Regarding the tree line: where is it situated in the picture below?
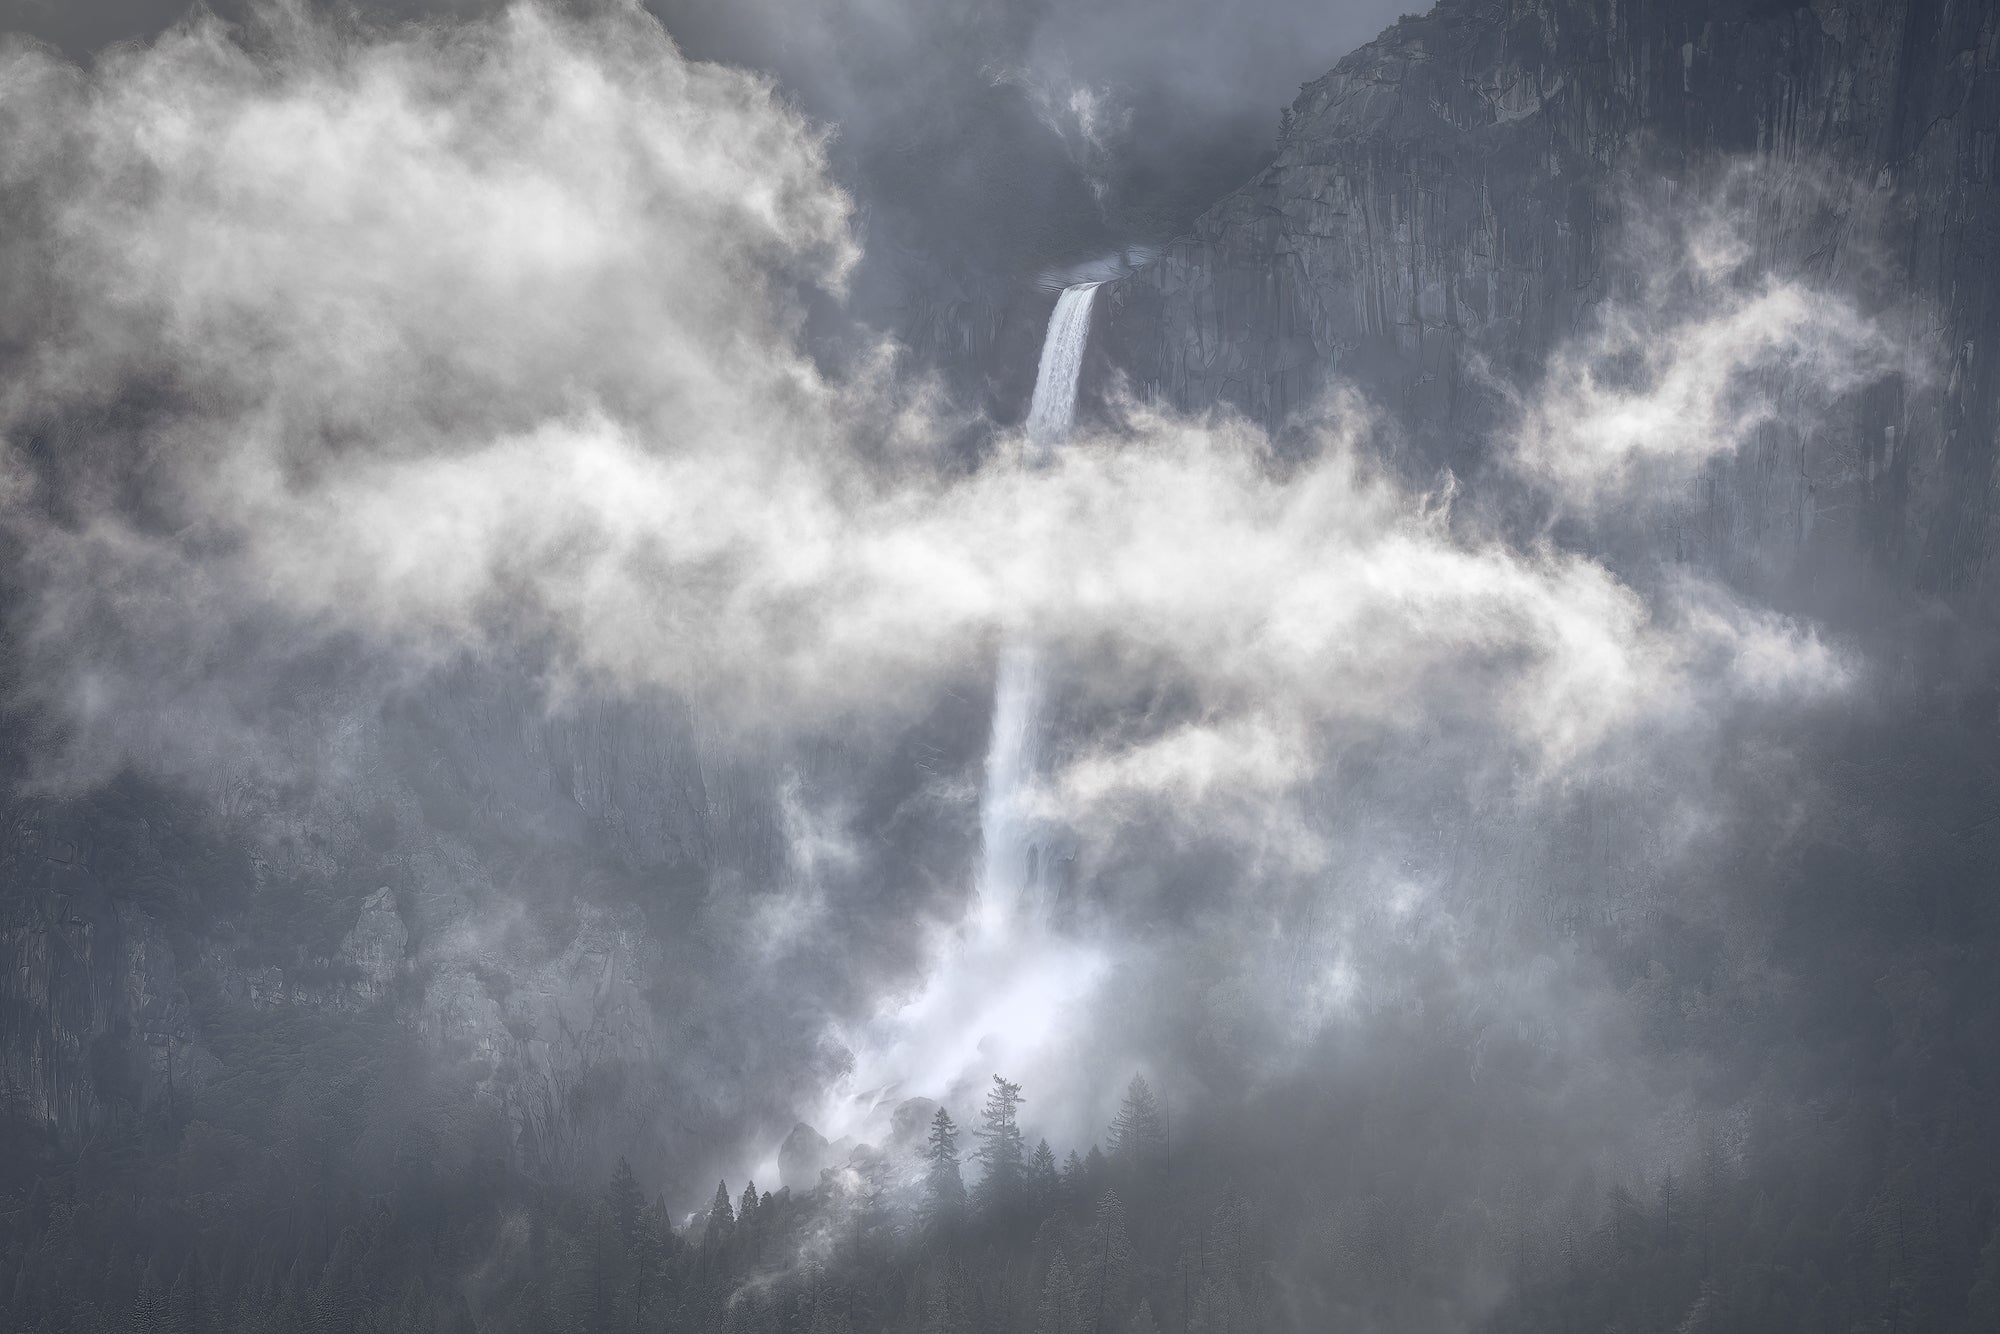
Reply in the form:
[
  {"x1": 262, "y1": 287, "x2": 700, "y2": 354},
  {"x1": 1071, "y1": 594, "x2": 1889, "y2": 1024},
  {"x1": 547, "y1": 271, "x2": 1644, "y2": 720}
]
[{"x1": 4, "y1": 1069, "x2": 1289, "y2": 1334}]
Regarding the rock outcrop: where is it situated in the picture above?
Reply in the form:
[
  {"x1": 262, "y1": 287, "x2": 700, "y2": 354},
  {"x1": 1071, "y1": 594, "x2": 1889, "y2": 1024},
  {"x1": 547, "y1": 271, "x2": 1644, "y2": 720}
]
[
  {"x1": 0, "y1": 670, "x2": 807, "y2": 1187},
  {"x1": 779, "y1": 1121, "x2": 832, "y2": 1193}
]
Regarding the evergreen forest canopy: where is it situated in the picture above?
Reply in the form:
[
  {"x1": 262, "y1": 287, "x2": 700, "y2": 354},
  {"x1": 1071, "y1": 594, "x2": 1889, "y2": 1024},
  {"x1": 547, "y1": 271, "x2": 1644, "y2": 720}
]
[{"x1": 12, "y1": 930, "x2": 2000, "y2": 1334}]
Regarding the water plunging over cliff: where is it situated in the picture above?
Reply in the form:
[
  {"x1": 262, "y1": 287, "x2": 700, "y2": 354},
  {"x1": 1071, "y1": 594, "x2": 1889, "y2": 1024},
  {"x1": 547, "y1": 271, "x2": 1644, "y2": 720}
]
[
  {"x1": 1024, "y1": 281, "x2": 1100, "y2": 451},
  {"x1": 782, "y1": 285, "x2": 1106, "y2": 1173},
  {"x1": 980, "y1": 282, "x2": 1098, "y2": 925}
]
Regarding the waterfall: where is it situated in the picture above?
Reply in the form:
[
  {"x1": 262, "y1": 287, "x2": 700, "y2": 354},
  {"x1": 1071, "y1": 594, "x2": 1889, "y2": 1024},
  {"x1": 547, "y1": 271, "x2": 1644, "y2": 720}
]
[
  {"x1": 783, "y1": 282, "x2": 1108, "y2": 1168},
  {"x1": 980, "y1": 281, "x2": 1099, "y2": 922}
]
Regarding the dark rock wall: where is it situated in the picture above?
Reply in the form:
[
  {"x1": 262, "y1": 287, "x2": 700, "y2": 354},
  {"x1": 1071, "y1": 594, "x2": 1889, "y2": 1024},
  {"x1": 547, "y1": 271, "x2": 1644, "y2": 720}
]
[
  {"x1": 1102, "y1": 0, "x2": 2000, "y2": 624},
  {"x1": 0, "y1": 678, "x2": 800, "y2": 1194}
]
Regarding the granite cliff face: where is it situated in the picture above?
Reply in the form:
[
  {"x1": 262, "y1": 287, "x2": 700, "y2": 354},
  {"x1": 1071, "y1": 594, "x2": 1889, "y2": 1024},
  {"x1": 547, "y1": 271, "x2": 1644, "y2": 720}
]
[
  {"x1": 0, "y1": 674, "x2": 839, "y2": 1191},
  {"x1": 1102, "y1": 0, "x2": 1999, "y2": 624},
  {"x1": 0, "y1": 618, "x2": 987, "y2": 1199},
  {"x1": 0, "y1": 823, "x2": 211, "y2": 1136}
]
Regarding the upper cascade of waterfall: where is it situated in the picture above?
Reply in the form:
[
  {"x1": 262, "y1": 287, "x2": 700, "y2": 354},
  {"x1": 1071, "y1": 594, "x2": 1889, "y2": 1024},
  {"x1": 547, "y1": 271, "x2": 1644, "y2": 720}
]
[{"x1": 1023, "y1": 282, "x2": 1101, "y2": 451}]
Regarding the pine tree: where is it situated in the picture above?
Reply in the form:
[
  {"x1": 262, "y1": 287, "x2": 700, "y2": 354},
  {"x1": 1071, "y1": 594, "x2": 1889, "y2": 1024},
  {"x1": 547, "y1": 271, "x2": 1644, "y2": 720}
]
[
  {"x1": 1188, "y1": 1275, "x2": 1246, "y2": 1334},
  {"x1": 847, "y1": 1147, "x2": 895, "y2": 1269},
  {"x1": 571, "y1": 1203, "x2": 624, "y2": 1334},
  {"x1": 924, "y1": 1108, "x2": 967, "y2": 1228},
  {"x1": 608, "y1": 1159, "x2": 645, "y2": 1255},
  {"x1": 1080, "y1": 1146, "x2": 1108, "y2": 1204},
  {"x1": 1033, "y1": 1213, "x2": 1079, "y2": 1278},
  {"x1": 633, "y1": 1198, "x2": 675, "y2": 1327},
  {"x1": 1076, "y1": 1191, "x2": 1133, "y2": 1334},
  {"x1": 1036, "y1": 1250, "x2": 1083, "y2": 1334},
  {"x1": 923, "y1": 1263, "x2": 973, "y2": 1334},
  {"x1": 1061, "y1": 1151, "x2": 1086, "y2": 1201},
  {"x1": 1030, "y1": 1140, "x2": 1060, "y2": 1215},
  {"x1": 1108, "y1": 1078, "x2": 1166, "y2": 1163},
  {"x1": 704, "y1": 1181, "x2": 736, "y2": 1250},
  {"x1": 974, "y1": 1077, "x2": 1027, "y2": 1213}
]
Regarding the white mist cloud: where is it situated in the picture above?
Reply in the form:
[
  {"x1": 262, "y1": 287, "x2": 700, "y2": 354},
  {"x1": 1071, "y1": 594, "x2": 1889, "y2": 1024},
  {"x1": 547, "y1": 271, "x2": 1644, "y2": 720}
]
[
  {"x1": 0, "y1": 1, "x2": 1891, "y2": 1220},
  {"x1": 0, "y1": 2, "x2": 1847, "y2": 819},
  {"x1": 997, "y1": 64, "x2": 1132, "y2": 205},
  {"x1": 1500, "y1": 174, "x2": 1906, "y2": 508},
  {"x1": 1508, "y1": 282, "x2": 1892, "y2": 504}
]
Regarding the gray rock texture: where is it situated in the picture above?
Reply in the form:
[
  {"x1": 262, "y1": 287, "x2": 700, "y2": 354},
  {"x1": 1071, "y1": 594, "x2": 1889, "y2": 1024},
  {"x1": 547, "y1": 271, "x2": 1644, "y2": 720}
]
[
  {"x1": 779, "y1": 1121, "x2": 832, "y2": 1193},
  {"x1": 1102, "y1": 0, "x2": 2000, "y2": 619}
]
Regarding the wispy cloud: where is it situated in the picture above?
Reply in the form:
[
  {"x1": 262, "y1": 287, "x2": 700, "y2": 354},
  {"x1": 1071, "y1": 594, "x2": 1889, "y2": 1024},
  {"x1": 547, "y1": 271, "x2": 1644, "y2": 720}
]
[{"x1": 0, "y1": 0, "x2": 1889, "y2": 1242}]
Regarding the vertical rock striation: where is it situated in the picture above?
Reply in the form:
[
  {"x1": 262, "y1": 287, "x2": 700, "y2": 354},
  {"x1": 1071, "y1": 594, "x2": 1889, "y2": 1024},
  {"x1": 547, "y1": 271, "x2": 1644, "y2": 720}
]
[{"x1": 1103, "y1": 0, "x2": 2000, "y2": 620}]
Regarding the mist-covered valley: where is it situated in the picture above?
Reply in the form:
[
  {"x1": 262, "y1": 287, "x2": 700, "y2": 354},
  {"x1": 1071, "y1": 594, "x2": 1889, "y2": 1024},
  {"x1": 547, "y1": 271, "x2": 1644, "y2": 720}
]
[{"x1": 3, "y1": 1, "x2": 2000, "y2": 1332}]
